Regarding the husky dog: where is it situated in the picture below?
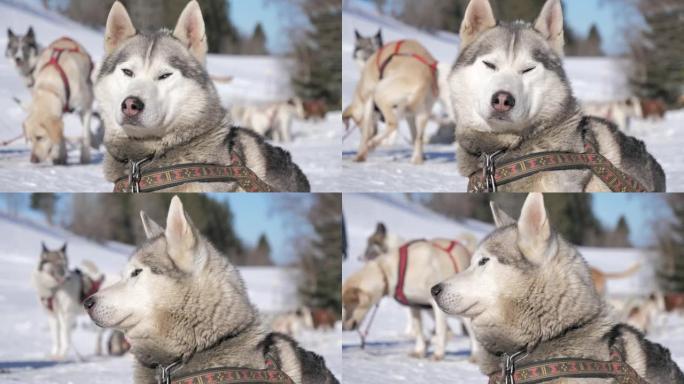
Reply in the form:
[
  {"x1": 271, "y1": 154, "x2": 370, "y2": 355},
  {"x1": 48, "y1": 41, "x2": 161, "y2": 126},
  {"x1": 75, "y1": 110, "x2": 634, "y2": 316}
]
[
  {"x1": 432, "y1": 193, "x2": 684, "y2": 382},
  {"x1": 84, "y1": 197, "x2": 337, "y2": 384},
  {"x1": 343, "y1": 40, "x2": 439, "y2": 164},
  {"x1": 449, "y1": 0, "x2": 665, "y2": 192},
  {"x1": 24, "y1": 37, "x2": 94, "y2": 164},
  {"x1": 360, "y1": 222, "x2": 404, "y2": 261},
  {"x1": 353, "y1": 29, "x2": 383, "y2": 68},
  {"x1": 96, "y1": 1, "x2": 310, "y2": 192},
  {"x1": 343, "y1": 236, "x2": 477, "y2": 361},
  {"x1": 582, "y1": 97, "x2": 643, "y2": 132},
  {"x1": 32, "y1": 242, "x2": 104, "y2": 359},
  {"x1": 234, "y1": 98, "x2": 306, "y2": 143},
  {"x1": 6, "y1": 27, "x2": 42, "y2": 87}
]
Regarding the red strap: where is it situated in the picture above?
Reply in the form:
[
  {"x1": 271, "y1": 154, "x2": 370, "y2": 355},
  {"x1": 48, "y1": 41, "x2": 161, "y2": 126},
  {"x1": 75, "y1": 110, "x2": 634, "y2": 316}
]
[
  {"x1": 394, "y1": 242, "x2": 412, "y2": 306},
  {"x1": 41, "y1": 49, "x2": 72, "y2": 112},
  {"x1": 431, "y1": 241, "x2": 464, "y2": 273}
]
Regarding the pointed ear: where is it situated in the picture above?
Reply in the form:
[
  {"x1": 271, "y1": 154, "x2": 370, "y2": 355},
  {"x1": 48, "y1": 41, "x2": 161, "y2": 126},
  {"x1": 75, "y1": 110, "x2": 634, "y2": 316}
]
[
  {"x1": 26, "y1": 26, "x2": 34, "y2": 40},
  {"x1": 517, "y1": 193, "x2": 555, "y2": 264},
  {"x1": 460, "y1": 0, "x2": 496, "y2": 49},
  {"x1": 41, "y1": 241, "x2": 48, "y2": 253},
  {"x1": 173, "y1": 0, "x2": 208, "y2": 65},
  {"x1": 375, "y1": 29, "x2": 383, "y2": 46},
  {"x1": 490, "y1": 202, "x2": 515, "y2": 228},
  {"x1": 355, "y1": 29, "x2": 362, "y2": 40},
  {"x1": 60, "y1": 242, "x2": 67, "y2": 253},
  {"x1": 534, "y1": 0, "x2": 564, "y2": 56},
  {"x1": 140, "y1": 211, "x2": 164, "y2": 239},
  {"x1": 375, "y1": 222, "x2": 387, "y2": 236},
  {"x1": 8, "y1": 28, "x2": 14, "y2": 39},
  {"x1": 165, "y1": 196, "x2": 199, "y2": 273},
  {"x1": 104, "y1": 1, "x2": 136, "y2": 55}
]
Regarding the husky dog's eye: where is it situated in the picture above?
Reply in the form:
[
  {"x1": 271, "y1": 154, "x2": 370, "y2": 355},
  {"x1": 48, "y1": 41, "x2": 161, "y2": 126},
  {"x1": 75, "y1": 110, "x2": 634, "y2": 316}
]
[
  {"x1": 35, "y1": 135, "x2": 43, "y2": 141},
  {"x1": 478, "y1": 257, "x2": 490, "y2": 266},
  {"x1": 130, "y1": 268, "x2": 142, "y2": 277},
  {"x1": 522, "y1": 66, "x2": 536, "y2": 74},
  {"x1": 483, "y1": 61, "x2": 497, "y2": 70},
  {"x1": 122, "y1": 68, "x2": 134, "y2": 77},
  {"x1": 157, "y1": 73, "x2": 173, "y2": 81}
]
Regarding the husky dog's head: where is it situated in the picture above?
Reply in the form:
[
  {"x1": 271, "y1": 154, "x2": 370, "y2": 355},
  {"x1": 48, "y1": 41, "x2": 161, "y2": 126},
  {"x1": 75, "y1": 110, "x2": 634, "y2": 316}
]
[
  {"x1": 84, "y1": 196, "x2": 256, "y2": 365},
  {"x1": 96, "y1": 1, "x2": 222, "y2": 149},
  {"x1": 362, "y1": 222, "x2": 387, "y2": 261},
  {"x1": 432, "y1": 193, "x2": 601, "y2": 355},
  {"x1": 23, "y1": 113, "x2": 67, "y2": 165},
  {"x1": 450, "y1": 0, "x2": 576, "y2": 137},
  {"x1": 354, "y1": 29, "x2": 383, "y2": 68},
  {"x1": 6, "y1": 27, "x2": 40, "y2": 85},
  {"x1": 36, "y1": 242, "x2": 69, "y2": 287}
]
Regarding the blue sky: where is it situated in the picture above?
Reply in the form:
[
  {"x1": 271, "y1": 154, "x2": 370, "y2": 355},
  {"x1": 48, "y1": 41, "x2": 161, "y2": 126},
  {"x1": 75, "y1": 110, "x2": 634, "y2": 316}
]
[
  {"x1": 230, "y1": 0, "x2": 302, "y2": 54},
  {"x1": 592, "y1": 194, "x2": 671, "y2": 247}
]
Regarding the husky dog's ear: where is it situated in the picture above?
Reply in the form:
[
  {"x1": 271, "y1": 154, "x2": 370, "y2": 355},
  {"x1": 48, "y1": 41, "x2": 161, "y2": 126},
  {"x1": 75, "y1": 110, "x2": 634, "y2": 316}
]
[
  {"x1": 60, "y1": 242, "x2": 67, "y2": 253},
  {"x1": 355, "y1": 29, "x2": 362, "y2": 40},
  {"x1": 165, "y1": 196, "x2": 200, "y2": 273},
  {"x1": 7, "y1": 28, "x2": 14, "y2": 39},
  {"x1": 41, "y1": 241, "x2": 48, "y2": 253},
  {"x1": 104, "y1": 1, "x2": 136, "y2": 55},
  {"x1": 534, "y1": 0, "x2": 565, "y2": 56},
  {"x1": 173, "y1": 0, "x2": 208, "y2": 65},
  {"x1": 140, "y1": 211, "x2": 164, "y2": 239},
  {"x1": 26, "y1": 26, "x2": 35, "y2": 40},
  {"x1": 460, "y1": 0, "x2": 496, "y2": 49},
  {"x1": 517, "y1": 193, "x2": 556, "y2": 264},
  {"x1": 375, "y1": 29, "x2": 383, "y2": 47},
  {"x1": 490, "y1": 202, "x2": 515, "y2": 228},
  {"x1": 375, "y1": 222, "x2": 386, "y2": 237}
]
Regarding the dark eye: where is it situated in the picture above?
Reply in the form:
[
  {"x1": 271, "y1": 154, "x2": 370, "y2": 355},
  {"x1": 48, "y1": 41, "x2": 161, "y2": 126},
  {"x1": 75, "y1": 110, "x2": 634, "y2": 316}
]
[
  {"x1": 130, "y1": 268, "x2": 142, "y2": 277},
  {"x1": 122, "y1": 69, "x2": 134, "y2": 77},
  {"x1": 35, "y1": 135, "x2": 43, "y2": 141},
  {"x1": 158, "y1": 73, "x2": 172, "y2": 80},
  {"x1": 478, "y1": 257, "x2": 490, "y2": 266},
  {"x1": 483, "y1": 61, "x2": 497, "y2": 70},
  {"x1": 522, "y1": 66, "x2": 536, "y2": 74}
]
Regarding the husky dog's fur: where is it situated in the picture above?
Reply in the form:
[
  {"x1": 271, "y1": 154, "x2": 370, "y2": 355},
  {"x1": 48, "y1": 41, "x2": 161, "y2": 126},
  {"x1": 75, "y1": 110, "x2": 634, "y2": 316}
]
[
  {"x1": 432, "y1": 193, "x2": 684, "y2": 382},
  {"x1": 449, "y1": 0, "x2": 665, "y2": 192},
  {"x1": 96, "y1": 1, "x2": 310, "y2": 192},
  {"x1": 343, "y1": 236, "x2": 477, "y2": 361},
  {"x1": 353, "y1": 29, "x2": 383, "y2": 68},
  {"x1": 232, "y1": 98, "x2": 306, "y2": 143},
  {"x1": 343, "y1": 40, "x2": 439, "y2": 164},
  {"x1": 6, "y1": 27, "x2": 42, "y2": 87},
  {"x1": 84, "y1": 197, "x2": 337, "y2": 384},
  {"x1": 24, "y1": 37, "x2": 94, "y2": 164},
  {"x1": 32, "y1": 242, "x2": 104, "y2": 359}
]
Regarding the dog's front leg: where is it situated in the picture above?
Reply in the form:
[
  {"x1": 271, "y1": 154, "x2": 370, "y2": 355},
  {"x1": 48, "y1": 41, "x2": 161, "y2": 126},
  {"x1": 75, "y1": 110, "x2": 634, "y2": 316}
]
[
  {"x1": 95, "y1": 328, "x2": 103, "y2": 356},
  {"x1": 56, "y1": 311, "x2": 72, "y2": 358},
  {"x1": 79, "y1": 110, "x2": 92, "y2": 164},
  {"x1": 47, "y1": 313, "x2": 60, "y2": 358},
  {"x1": 410, "y1": 112, "x2": 429, "y2": 165},
  {"x1": 408, "y1": 307, "x2": 427, "y2": 358},
  {"x1": 431, "y1": 303, "x2": 447, "y2": 361}
]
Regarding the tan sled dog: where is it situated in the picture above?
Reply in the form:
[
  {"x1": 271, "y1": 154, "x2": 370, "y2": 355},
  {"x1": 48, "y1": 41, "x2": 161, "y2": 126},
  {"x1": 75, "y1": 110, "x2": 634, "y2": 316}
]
[
  {"x1": 343, "y1": 40, "x2": 439, "y2": 164},
  {"x1": 24, "y1": 37, "x2": 94, "y2": 165},
  {"x1": 342, "y1": 237, "x2": 478, "y2": 361}
]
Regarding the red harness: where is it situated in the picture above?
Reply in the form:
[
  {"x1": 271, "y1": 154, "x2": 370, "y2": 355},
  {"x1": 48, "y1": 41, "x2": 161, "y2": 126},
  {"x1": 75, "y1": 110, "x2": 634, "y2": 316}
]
[
  {"x1": 40, "y1": 271, "x2": 104, "y2": 312},
  {"x1": 394, "y1": 240, "x2": 466, "y2": 308},
  {"x1": 376, "y1": 40, "x2": 439, "y2": 95},
  {"x1": 39, "y1": 37, "x2": 92, "y2": 113}
]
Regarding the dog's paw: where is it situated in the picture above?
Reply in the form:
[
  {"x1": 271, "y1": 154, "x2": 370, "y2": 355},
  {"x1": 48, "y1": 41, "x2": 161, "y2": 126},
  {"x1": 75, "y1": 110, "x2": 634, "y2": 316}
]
[
  {"x1": 354, "y1": 153, "x2": 367, "y2": 162},
  {"x1": 411, "y1": 155, "x2": 424, "y2": 165},
  {"x1": 431, "y1": 353, "x2": 445, "y2": 362},
  {"x1": 409, "y1": 351, "x2": 426, "y2": 359}
]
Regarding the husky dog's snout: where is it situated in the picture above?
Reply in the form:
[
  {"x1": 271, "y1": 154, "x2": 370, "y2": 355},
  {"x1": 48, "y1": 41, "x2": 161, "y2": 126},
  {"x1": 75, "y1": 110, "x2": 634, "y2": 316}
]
[
  {"x1": 431, "y1": 283, "x2": 443, "y2": 298},
  {"x1": 30, "y1": 153, "x2": 39, "y2": 163},
  {"x1": 121, "y1": 96, "x2": 145, "y2": 118},
  {"x1": 491, "y1": 91, "x2": 515, "y2": 112}
]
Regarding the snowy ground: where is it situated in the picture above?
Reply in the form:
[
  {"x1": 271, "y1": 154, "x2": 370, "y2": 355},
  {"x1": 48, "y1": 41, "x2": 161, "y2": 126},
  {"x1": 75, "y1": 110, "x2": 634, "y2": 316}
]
[
  {"x1": 341, "y1": 0, "x2": 683, "y2": 192},
  {"x1": 0, "y1": 0, "x2": 341, "y2": 192},
  {"x1": 0, "y1": 213, "x2": 341, "y2": 383},
  {"x1": 341, "y1": 194, "x2": 684, "y2": 383}
]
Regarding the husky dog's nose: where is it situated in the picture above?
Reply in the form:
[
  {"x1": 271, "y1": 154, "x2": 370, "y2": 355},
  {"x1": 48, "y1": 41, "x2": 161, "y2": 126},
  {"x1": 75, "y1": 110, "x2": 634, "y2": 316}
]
[
  {"x1": 431, "y1": 283, "x2": 443, "y2": 298},
  {"x1": 491, "y1": 91, "x2": 516, "y2": 112},
  {"x1": 83, "y1": 296, "x2": 96, "y2": 310},
  {"x1": 30, "y1": 153, "x2": 39, "y2": 163},
  {"x1": 121, "y1": 97, "x2": 145, "y2": 117}
]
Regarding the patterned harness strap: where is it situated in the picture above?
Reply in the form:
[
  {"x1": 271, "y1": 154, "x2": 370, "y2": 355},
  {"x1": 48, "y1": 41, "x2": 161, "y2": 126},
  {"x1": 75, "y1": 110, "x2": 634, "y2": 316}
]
[
  {"x1": 167, "y1": 353, "x2": 295, "y2": 384},
  {"x1": 376, "y1": 40, "x2": 438, "y2": 96},
  {"x1": 113, "y1": 150, "x2": 275, "y2": 193},
  {"x1": 467, "y1": 141, "x2": 648, "y2": 193},
  {"x1": 39, "y1": 37, "x2": 93, "y2": 113},
  {"x1": 488, "y1": 347, "x2": 650, "y2": 384}
]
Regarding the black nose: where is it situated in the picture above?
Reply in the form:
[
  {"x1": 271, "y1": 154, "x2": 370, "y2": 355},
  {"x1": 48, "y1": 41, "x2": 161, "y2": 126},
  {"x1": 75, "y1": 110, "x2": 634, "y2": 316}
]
[
  {"x1": 83, "y1": 296, "x2": 96, "y2": 310},
  {"x1": 491, "y1": 91, "x2": 516, "y2": 112},
  {"x1": 121, "y1": 96, "x2": 145, "y2": 117},
  {"x1": 431, "y1": 284, "x2": 443, "y2": 297}
]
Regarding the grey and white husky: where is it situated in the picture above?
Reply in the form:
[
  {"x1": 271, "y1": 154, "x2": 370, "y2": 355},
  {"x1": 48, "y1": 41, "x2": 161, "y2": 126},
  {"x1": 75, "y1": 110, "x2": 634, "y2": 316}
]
[
  {"x1": 353, "y1": 29, "x2": 383, "y2": 68},
  {"x1": 449, "y1": 0, "x2": 665, "y2": 192},
  {"x1": 5, "y1": 26, "x2": 42, "y2": 87},
  {"x1": 84, "y1": 196, "x2": 338, "y2": 384},
  {"x1": 432, "y1": 193, "x2": 684, "y2": 382},
  {"x1": 31, "y1": 242, "x2": 104, "y2": 359},
  {"x1": 96, "y1": 1, "x2": 310, "y2": 192}
]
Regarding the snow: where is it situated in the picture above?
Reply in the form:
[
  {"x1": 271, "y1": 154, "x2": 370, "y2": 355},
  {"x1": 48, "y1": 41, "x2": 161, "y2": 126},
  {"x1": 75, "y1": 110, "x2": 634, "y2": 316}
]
[
  {"x1": 342, "y1": 193, "x2": 684, "y2": 382},
  {"x1": 0, "y1": 1, "x2": 341, "y2": 192},
  {"x1": 0, "y1": 213, "x2": 340, "y2": 382},
  {"x1": 341, "y1": 0, "x2": 683, "y2": 192}
]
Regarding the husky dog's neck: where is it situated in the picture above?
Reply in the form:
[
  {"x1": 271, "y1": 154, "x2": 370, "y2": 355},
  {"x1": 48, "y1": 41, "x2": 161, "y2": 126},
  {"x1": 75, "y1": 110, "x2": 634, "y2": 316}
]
[{"x1": 457, "y1": 105, "x2": 584, "y2": 177}]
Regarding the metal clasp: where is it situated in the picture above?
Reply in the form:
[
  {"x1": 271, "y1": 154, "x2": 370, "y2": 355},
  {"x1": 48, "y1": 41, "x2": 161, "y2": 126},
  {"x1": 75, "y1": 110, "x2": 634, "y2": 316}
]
[
  {"x1": 482, "y1": 150, "x2": 503, "y2": 192},
  {"x1": 127, "y1": 156, "x2": 152, "y2": 194},
  {"x1": 502, "y1": 350, "x2": 527, "y2": 384},
  {"x1": 157, "y1": 360, "x2": 182, "y2": 384}
]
